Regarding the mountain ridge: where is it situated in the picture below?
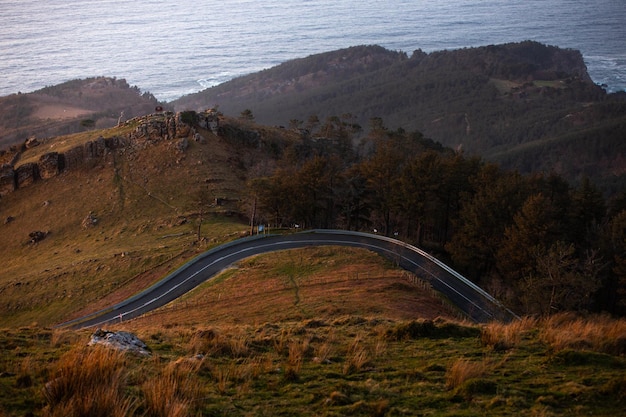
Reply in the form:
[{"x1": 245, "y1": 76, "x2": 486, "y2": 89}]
[{"x1": 171, "y1": 41, "x2": 626, "y2": 189}]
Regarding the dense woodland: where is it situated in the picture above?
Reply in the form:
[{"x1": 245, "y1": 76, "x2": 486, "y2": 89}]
[{"x1": 219, "y1": 113, "x2": 626, "y2": 318}]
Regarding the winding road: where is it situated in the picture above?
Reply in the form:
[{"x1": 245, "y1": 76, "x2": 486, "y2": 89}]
[{"x1": 60, "y1": 230, "x2": 517, "y2": 329}]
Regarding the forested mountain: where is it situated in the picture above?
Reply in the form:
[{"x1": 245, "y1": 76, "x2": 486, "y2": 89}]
[{"x1": 173, "y1": 42, "x2": 626, "y2": 192}]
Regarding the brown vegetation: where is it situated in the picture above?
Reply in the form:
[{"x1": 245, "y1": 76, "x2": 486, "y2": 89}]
[{"x1": 1, "y1": 314, "x2": 625, "y2": 416}]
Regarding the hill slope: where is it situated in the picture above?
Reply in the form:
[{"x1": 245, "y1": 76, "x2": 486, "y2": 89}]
[
  {"x1": 0, "y1": 112, "x2": 461, "y2": 328},
  {"x1": 0, "y1": 77, "x2": 165, "y2": 150},
  {"x1": 172, "y1": 42, "x2": 626, "y2": 189}
]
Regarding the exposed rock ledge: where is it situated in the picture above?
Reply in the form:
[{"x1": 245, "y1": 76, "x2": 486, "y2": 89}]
[
  {"x1": 88, "y1": 329, "x2": 151, "y2": 356},
  {"x1": 0, "y1": 109, "x2": 219, "y2": 198}
]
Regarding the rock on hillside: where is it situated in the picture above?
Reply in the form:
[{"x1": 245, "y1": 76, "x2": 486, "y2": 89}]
[
  {"x1": 89, "y1": 329, "x2": 151, "y2": 356},
  {"x1": 0, "y1": 110, "x2": 219, "y2": 198}
]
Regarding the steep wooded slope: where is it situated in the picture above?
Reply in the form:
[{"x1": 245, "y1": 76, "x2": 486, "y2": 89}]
[{"x1": 173, "y1": 42, "x2": 626, "y2": 188}]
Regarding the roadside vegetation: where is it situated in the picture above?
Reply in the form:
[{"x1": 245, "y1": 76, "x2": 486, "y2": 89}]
[{"x1": 0, "y1": 313, "x2": 624, "y2": 416}]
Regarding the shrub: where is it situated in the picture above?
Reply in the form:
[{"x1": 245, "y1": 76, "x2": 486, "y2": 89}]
[{"x1": 454, "y1": 378, "x2": 498, "y2": 400}]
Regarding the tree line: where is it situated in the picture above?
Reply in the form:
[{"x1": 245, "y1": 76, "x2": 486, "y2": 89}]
[{"x1": 230, "y1": 114, "x2": 626, "y2": 318}]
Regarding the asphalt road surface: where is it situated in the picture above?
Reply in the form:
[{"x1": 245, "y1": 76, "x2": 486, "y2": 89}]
[{"x1": 60, "y1": 230, "x2": 517, "y2": 329}]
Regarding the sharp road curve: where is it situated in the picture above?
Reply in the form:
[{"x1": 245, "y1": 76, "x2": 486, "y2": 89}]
[{"x1": 60, "y1": 230, "x2": 517, "y2": 329}]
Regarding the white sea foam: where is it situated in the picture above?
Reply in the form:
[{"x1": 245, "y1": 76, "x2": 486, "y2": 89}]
[{"x1": 1, "y1": 0, "x2": 624, "y2": 101}]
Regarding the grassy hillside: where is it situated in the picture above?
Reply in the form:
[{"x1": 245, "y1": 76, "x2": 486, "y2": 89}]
[
  {"x1": 0, "y1": 77, "x2": 165, "y2": 149},
  {"x1": 0, "y1": 113, "x2": 456, "y2": 329},
  {"x1": 0, "y1": 117, "x2": 248, "y2": 328}
]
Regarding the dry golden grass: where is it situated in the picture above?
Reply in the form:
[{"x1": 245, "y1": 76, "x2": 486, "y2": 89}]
[
  {"x1": 2, "y1": 314, "x2": 625, "y2": 416},
  {"x1": 42, "y1": 345, "x2": 135, "y2": 417},
  {"x1": 445, "y1": 358, "x2": 489, "y2": 390},
  {"x1": 142, "y1": 359, "x2": 201, "y2": 417},
  {"x1": 481, "y1": 316, "x2": 538, "y2": 350},
  {"x1": 343, "y1": 335, "x2": 370, "y2": 375},
  {"x1": 540, "y1": 313, "x2": 626, "y2": 355},
  {"x1": 287, "y1": 337, "x2": 309, "y2": 374},
  {"x1": 314, "y1": 332, "x2": 335, "y2": 364}
]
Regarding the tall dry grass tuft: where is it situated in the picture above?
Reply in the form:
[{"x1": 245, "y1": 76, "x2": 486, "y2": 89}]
[
  {"x1": 43, "y1": 346, "x2": 135, "y2": 417},
  {"x1": 186, "y1": 327, "x2": 250, "y2": 358},
  {"x1": 445, "y1": 359, "x2": 488, "y2": 390},
  {"x1": 273, "y1": 328, "x2": 292, "y2": 356},
  {"x1": 541, "y1": 313, "x2": 626, "y2": 355},
  {"x1": 142, "y1": 357, "x2": 201, "y2": 417},
  {"x1": 49, "y1": 328, "x2": 82, "y2": 348},
  {"x1": 481, "y1": 317, "x2": 537, "y2": 351},
  {"x1": 215, "y1": 364, "x2": 232, "y2": 395},
  {"x1": 343, "y1": 335, "x2": 369, "y2": 375},
  {"x1": 288, "y1": 338, "x2": 308, "y2": 372},
  {"x1": 313, "y1": 329, "x2": 337, "y2": 364}
]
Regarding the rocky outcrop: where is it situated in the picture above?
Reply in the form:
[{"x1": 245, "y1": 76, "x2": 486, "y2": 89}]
[
  {"x1": 129, "y1": 111, "x2": 202, "y2": 143},
  {"x1": 89, "y1": 329, "x2": 151, "y2": 356},
  {"x1": 38, "y1": 152, "x2": 62, "y2": 179},
  {"x1": 84, "y1": 136, "x2": 107, "y2": 159},
  {"x1": 15, "y1": 162, "x2": 39, "y2": 188},
  {"x1": 198, "y1": 108, "x2": 220, "y2": 135},
  {"x1": 28, "y1": 230, "x2": 48, "y2": 244},
  {"x1": 25, "y1": 137, "x2": 40, "y2": 149},
  {"x1": 0, "y1": 111, "x2": 217, "y2": 198},
  {"x1": 0, "y1": 164, "x2": 15, "y2": 196}
]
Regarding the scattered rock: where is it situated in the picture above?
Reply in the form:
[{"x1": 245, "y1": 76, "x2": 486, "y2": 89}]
[
  {"x1": 25, "y1": 137, "x2": 40, "y2": 149},
  {"x1": 4, "y1": 216, "x2": 14, "y2": 224},
  {"x1": 89, "y1": 329, "x2": 151, "y2": 356},
  {"x1": 82, "y1": 212, "x2": 98, "y2": 228},
  {"x1": 176, "y1": 137, "x2": 189, "y2": 152},
  {"x1": 194, "y1": 132, "x2": 207, "y2": 144},
  {"x1": 28, "y1": 230, "x2": 48, "y2": 244}
]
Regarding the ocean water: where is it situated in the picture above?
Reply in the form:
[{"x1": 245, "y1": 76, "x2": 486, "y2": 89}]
[{"x1": 0, "y1": 0, "x2": 624, "y2": 102}]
